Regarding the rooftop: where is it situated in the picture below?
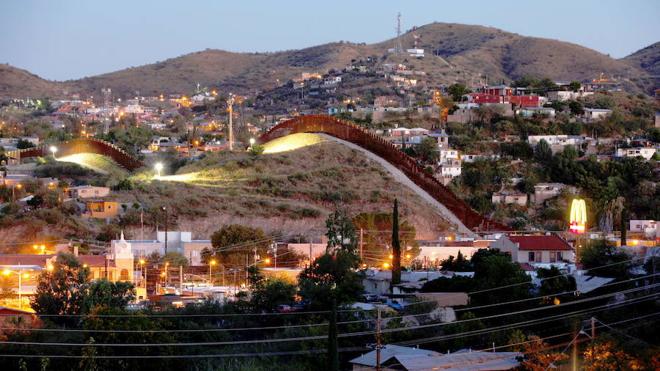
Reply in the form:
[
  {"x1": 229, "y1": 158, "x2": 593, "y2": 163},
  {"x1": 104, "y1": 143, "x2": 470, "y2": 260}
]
[{"x1": 509, "y1": 235, "x2": 573, "y2": 251}]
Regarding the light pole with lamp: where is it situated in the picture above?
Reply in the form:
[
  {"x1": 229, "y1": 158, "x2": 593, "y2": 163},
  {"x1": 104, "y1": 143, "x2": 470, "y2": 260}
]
[
  {"x1": 2, "y1": 268, "x2": 31, "y2": 310},
  {"x1": 49, "y1": 146, "x2": 58, "y2": 159},
  {"x1": 154, "y1": 162, "x2": 164, "y2": 178},
  {"x1": 139, "y1": 258, "x2": 147, "y2": 289},
  {"x1": 209, "y1": 259, "x2": 217, "y2": 285},
  {"x1": 11, "y1": 183, "x2": 22, "y2": 202}
]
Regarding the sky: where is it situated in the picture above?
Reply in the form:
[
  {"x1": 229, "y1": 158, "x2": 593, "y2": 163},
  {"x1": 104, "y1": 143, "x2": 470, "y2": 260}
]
[{"x1": 0, "y1": 0, "x2": 658, "y2": 81}]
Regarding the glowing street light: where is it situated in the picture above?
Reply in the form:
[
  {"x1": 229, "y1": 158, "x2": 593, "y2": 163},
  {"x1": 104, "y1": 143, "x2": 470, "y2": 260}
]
[
  {"x1": 383, "y1": 262, "x2": 390, "y2": 269},
  {"x1": 154, "y1": 162, "x2": 164, "y2": 178},
  {"x1": 209, "y1": 259, "x2": 217, "y2": 284},
  {"x1": 2, "y1": 268, "x2": 30, "y2": 309},
  {"x1": 249, "y1": 138, "x2": 256, "y2": 146},
  {"x1": 49, "y1": 146, "x2": 58, "y2": 159}
]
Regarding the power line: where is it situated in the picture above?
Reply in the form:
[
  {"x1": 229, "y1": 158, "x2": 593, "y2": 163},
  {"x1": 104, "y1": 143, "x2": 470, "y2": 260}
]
[{"x1": 1, "y1": 285, "x2": 655, "y2": 347}]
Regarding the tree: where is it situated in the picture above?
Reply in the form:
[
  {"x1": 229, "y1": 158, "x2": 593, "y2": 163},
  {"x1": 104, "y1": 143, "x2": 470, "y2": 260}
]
[
  {"x1": 417, "y1": 137, "x2": 439, "y2": 163},
  {"x1": 583, "y1": 341, "x2": 644, "y2": 371},
  {"x1": 15, "y1": 139, "x2": 35, "y2": 150},
  {"x1": 325, "y1": 208, "x2": 357, "y2": 255},
  {"x1": 210, "y1": 224, "x2": 271, "y2": 267},
  {"x1": 521, "y1": 335, "x2": 568, "y2": 370},
  {"x1": 31, "y1": 253, "x2": 90, "y2": 317},
  {"x1": 568, "y1": 81, "x2": 581, "y2": 92},
  {"x1": 298, "y1": 251, "x2": 364, "y2": 309},
  {"x1": 534, "y1": 139, "x2": 553, "y2": 164},
  {"x1": 391, "y1": 199, "x2": 401, "y2": 286},
  {"x1": 352, "y1": 211, "x2": 419, "y2": 265},
  {"x1": 440, "y1": 251, "x2": 473, "y2": 271},
  {"x1": 82, "y1": 280, "x2": 135, "y2": 312},
  {"x1": 447, "y1": 83, "x2": 470, "y2": 101},
  {"x1": 247, "y1": 265, "x2": 265, "y2": 289},
  {"x1": 536, "y1": 266, "x2": 576, "y2": 297},
  {"x1": 250, "y1": 278, "x2": 297, "y2": 312},
  {"x1": 580, "y1": 240, "x2": 630, "y2": 279}
]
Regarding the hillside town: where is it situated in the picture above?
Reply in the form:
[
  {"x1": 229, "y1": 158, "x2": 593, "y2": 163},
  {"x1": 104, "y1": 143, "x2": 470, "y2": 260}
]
[{"x1": 0, "y1": 4, "x2": 658, "y2": 371}]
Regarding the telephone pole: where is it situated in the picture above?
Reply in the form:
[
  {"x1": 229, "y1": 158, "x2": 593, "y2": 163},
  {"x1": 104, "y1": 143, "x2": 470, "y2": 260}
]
[
  {"x1": 376, "y1": 307, "x2": 382, "y2": 371},
  {"x1": 227, "y1": 94, "x2": 235, "y2": 151}
]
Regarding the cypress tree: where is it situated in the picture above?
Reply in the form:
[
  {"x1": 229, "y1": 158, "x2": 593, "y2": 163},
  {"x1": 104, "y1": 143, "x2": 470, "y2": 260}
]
[{"x1": 392, "y1": 198, "x2": 401, "y2": 286}]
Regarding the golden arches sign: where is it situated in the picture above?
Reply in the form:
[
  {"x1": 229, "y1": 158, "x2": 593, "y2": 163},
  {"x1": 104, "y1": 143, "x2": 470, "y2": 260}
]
[{"x1": 569, "y1": 198, "x2": 587, "y2": 234}]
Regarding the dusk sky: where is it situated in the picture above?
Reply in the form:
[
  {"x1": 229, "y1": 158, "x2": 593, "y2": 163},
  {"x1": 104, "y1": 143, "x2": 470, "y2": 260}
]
[{"x1": 1, "y1": 0, "x2": 658, "y2": 81}]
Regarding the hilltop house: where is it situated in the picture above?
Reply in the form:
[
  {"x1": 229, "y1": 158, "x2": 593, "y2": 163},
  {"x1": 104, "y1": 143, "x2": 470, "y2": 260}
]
[
  {"x1": 69, "y1": 185, "x2": 110, "y2": 199},
  {"x1": 492, "y1": 191, "x2": 528, "y2": 206},
  {"x1": 615, "y1": 147, "x2": 656, "y2": 160},
  {"x1": 582, "y1": 108, "x2": 612, "y2": 122}
]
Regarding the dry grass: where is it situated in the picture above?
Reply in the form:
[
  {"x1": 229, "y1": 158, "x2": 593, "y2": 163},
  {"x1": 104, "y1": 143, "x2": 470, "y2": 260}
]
[{"x1": 116, "y1": 134, "x2": 451, "y2": 239}]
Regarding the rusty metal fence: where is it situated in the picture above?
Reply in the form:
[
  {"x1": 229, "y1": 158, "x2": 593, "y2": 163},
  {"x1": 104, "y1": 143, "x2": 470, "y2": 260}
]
[
  {"x1": 258, "y1": 115, "x2": 509, "y2": 232},
  {"x1": 6, "y1": 138, "x2": 144, "y2": 171}
]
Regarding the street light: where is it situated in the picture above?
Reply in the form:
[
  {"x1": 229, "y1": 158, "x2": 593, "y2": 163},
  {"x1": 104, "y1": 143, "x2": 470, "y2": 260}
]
[
  {"x1": 139, "y1": 259, "x2": 147, "y2": 289},
  {"x1": 49, "y1": 146, "x2": 58, "y2": 159},
  {"x1": 249, "y1": 138, "x2": 256, "y2": 147},
  {"x1": 12, "y1": 183, "x2": 22, "y2": 202},
  {"x1": 209, "y1": 259, "x2": 217, "y2": 285},
  {"x1": 154, "y1": 162, "x2": 164, "y2": 178},
  {"x1": 3, "y1": 268, "x2": 31, "y2": 310}
]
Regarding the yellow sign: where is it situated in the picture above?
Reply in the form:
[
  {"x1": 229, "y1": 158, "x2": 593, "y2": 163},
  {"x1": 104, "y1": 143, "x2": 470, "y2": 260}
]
[{"x1": 569, "y1": 199, "x2": 587, "y2": 234}]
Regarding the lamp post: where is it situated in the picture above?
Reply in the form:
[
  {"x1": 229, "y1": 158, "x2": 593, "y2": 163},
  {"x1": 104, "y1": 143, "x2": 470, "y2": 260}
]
[
  {"x1": 49, "y1": 146, "x2": 58, "y2": 159},
  {"x1": 154, "y1": 162, "x2": 164, "y2": 178},
  {"x1": 162, "y1": 206, "x2": 168, "y2": 254},
  {"x1": 209, "y1": 259, "x2": 217, "y2": 285},
  {"x1": 12, "y1": 183, "x2": 22, "y2": 202},
  {"x1": 139, "y1": 258, "x2": 147, "y2": 289},
  {"x1": 2, "y1": 268, "x2": 30, "y2": 310},
  {"x1": 249, "y1": 137, "x2": 255, "y2": 150}
]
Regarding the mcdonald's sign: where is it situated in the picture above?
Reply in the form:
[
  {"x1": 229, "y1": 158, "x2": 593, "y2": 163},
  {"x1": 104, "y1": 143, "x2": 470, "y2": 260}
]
[{"x1": 569, "y1": 199, "x2": 587, "y2": 234}]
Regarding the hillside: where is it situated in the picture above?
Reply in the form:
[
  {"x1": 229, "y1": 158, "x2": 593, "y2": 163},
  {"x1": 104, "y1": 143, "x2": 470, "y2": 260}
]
[
  {"x1": 115, "y1": 133, "x2": 453, "y2": 239},
  {"x1": 0, "y1": 64, "x2": 67, "y2": 98},
  {"x1": 0, "y1": 23, "x2": 656, "y2": 98},
  {"x1": 623, "y1": 41, "x2": 660, "y2": 77}
]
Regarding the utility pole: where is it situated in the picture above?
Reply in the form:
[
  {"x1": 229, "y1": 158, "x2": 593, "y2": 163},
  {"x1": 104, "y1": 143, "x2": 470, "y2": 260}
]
[
  {"x1": 179, "y1": 265, "x2": 183, "y2": 294},
  {"x1": 227, "y1": 93, "x2": 235, "y2": 151},
  {"x1": 591, "y1": 317, "x2": 596, "y2": 339},
  {"x1": 162, "y1": 206, "x2": 168, "y2": 255},
  {"x1": 376, "y1": 307, "x2": 382, "y2": 371},
  {"x1": 359, "y1": 228, "x2": 364, "y2": 262},
  {"x1": 328, "y1": 294, "x2": 339, "y2": 371}
]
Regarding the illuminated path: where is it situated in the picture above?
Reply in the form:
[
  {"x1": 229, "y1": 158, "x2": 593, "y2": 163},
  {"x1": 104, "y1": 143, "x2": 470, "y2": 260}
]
[
  {"x1": 258, "y1": 115, "x2": 508, "y2": 232},
  {"x1": 6, "y1": 138, "x2": 143, "y2": 171}
]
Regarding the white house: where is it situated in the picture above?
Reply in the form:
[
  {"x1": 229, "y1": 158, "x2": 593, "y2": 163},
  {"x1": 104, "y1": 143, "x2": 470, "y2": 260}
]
[
  {"x1": 490, "y1": 235, "x2": 575, "y2": 265},
  {"x1": 629, "y1": 220, "x2": 657, "y2": 237},
  {"x1": 516, "y1": 107, "x2": 556, "y2": 118},
  {"x1": 462, "y1": 154, "x2": 501, "y2": 163},
  {"x1": 582, "y1": 108, "x2": 612, "y2": 121},
  {"x1": 439, "y1": 149, "x2": 460, "y2": 164},
  {"x1": 547, "y1": 90, "x2": 594, "y2": 102},
  {"x1": 492, "y1": 191, "x2": 528, "y2": 206},
  {"x1": 68, "y1": 185, "x2": 111, "y2": 199},
  {"x1": 111, "y1": 231, "x2": 212, "y2": 266},
  {"x1": 533, "y1": 183, "x2": 573, "y2": 204},
  {"x1": 615, "y1": 147, "x2": 656, "y2": 160}
]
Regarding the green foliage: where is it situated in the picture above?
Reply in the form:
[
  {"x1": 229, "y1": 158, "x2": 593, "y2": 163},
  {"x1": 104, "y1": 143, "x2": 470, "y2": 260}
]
[
  {"x1": 536, "y1": 266, "x2": 576, "y2": 297},
  {"x1": 325, "y1": 208, "x2": 358, "y2": 255},
  {"x1": 500, "y1": 141, "x2": 534, "y2": 159},
  {"x1": 447, "y1": 83, "x2": 470, "y2": 101},
  {"x1": 250, "y1": 278, "x2": 297, "y2": 311},
  {"x1": 210, "y1": 224, "x2": 271, "y2": 267},
  {"x1": 533, "y1": 139, "x2": 553, "y2": 164},
  {"x1": 31, "y1": 253, "x2": 135, "y2": 320},
  {"x1": 440, "y1": 250, "x2": 472, "y2": 271},
  {"x1": 16, "y1": 139, "x2": 35, "y2": 149},
  {"x1": 580, "y1": 240, "x2": 630, "y2": 279},
  {"x1": 352, "y1": 211, "x2": 420, "y2": 264},
  {"x1": 297, "y1": 250, "x2": 364, "y2": 309},
  {"x1": 249, "y1": 144, "x2": 265, "y2": 156},
  {"x1": 568, "y1": 81, "x2": 581, "y2": 92},
  {"x1": 416, "y1": 136, "x2": 440, "y2": 163}
]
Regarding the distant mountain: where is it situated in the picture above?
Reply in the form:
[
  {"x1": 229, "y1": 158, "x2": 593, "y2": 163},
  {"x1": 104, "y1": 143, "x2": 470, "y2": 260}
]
[
  {"x1": 0, "y1": 23, "x2": 655, "y2": 99},
  {"x1": 0, "y1": 64, "x2": 67, "y2": 99},
  {"x1": 623, "y1": 41, "x2": 660, "y2": 76}
]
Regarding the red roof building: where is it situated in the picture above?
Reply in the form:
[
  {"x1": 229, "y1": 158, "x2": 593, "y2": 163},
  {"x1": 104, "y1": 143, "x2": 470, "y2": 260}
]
[{"x1": 491, "y1": 234, "x2": 574, "y2": 265}]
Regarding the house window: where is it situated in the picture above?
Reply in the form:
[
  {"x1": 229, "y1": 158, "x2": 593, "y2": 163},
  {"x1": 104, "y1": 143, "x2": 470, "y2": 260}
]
[
  {"x1": 556, "y1": 252, "x2": 563, "y2": 261},
  {"x1": 550, "y1": 251, "x2": 557, "y2": 263},
  {"x1": 528, "y1": 252, "x2": 536, "y2": 262},
  {"x1": 120, "y1": 269, "x2": 129, "y2": 281}
]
